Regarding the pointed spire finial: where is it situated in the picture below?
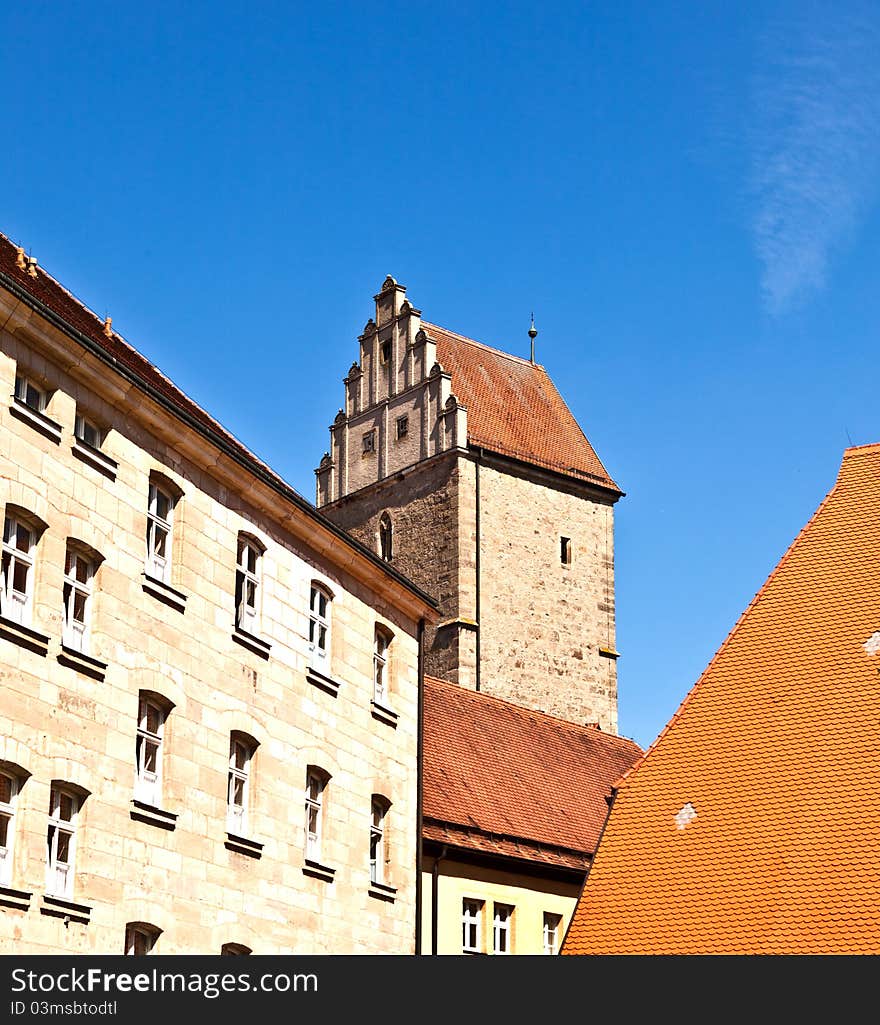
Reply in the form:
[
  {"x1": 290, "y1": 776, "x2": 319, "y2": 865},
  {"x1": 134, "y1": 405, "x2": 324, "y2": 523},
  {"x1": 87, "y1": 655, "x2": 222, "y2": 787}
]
[{"x1": 528, "y1": 312, "x2": 537, "y2": 363}]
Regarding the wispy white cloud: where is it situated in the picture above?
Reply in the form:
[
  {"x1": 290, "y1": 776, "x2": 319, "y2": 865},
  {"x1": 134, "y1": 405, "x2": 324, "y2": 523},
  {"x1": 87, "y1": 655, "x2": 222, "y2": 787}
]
[{"x1": 750, "y1": 3, "x2": 880, "y2": 314}]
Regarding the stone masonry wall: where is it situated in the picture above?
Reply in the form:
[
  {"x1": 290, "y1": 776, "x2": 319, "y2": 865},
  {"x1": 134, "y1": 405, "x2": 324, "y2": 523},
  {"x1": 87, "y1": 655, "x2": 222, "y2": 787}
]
[
  {"x1": 476, "y1": 459, "x2": 618, "y2": 732},
  {"x1": 0, "y1": 321, "x2": 421, "y2": 954}
]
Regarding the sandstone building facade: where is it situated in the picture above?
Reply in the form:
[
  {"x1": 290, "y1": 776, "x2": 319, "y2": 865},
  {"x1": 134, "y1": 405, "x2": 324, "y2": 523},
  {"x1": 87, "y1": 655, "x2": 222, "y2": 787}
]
[
  {"x1": 0, "y1": 234, "x2": 437, "y2": 954},
  {"x1": 316, "y1": 277, "x2": 623, "y2": 731}
]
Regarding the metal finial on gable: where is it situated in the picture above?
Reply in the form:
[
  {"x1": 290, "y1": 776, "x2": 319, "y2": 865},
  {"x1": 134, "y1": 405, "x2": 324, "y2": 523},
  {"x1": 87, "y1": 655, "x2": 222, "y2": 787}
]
[{"x1": 528, "y1": 313, "x2": 537, "y2": 364}]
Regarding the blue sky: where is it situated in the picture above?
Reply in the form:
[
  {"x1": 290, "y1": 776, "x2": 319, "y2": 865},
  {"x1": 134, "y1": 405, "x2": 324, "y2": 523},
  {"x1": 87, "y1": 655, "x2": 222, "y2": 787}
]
[{"x1": 4, "y1": 1, "x2": 879, "y2": 750}]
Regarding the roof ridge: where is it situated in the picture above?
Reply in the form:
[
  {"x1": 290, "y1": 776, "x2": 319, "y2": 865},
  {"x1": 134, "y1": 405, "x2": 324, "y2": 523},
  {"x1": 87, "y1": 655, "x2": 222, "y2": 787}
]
[
  {"x1": 422, "y1": 320, "x2": 539, "y2": 369},
  {"x1": 425, "y1": 675, "x2": 642, "y2": 751}
]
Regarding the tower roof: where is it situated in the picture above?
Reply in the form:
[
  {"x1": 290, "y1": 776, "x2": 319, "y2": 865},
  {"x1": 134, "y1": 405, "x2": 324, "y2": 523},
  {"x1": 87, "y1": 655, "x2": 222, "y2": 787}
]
[
  {"x1": 424, "y1": 322, "x2": 620, "y2": 493},
  {"x1": 423, "y1": 676, "x2": 642, "y2": 869},
  {"x1": 562, "y1": 443, "x2": 880, "y2": 954}
]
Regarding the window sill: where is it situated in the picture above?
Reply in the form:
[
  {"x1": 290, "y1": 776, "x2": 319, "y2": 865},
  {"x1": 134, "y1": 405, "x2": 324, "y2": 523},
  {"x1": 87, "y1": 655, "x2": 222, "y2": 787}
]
[
  {"x1": 58, "y1": 644, "x2": 107, "y2": 681},
  {"x1": 0, "y1": 886, "x2": 32, "y2": 911},
  {"x1": 71, "y1": 437, "x2": 118, "y2": 480},
  {"x1": 130, "y1": 799, "x2": 178, "y2": 831},
  {"x1": 10, "y1": 398, "x2": 62, "y2": 443},
  {"x1": 232, "y1": 626, "x2": 271, "y2": 660},
  {"x1": 302, "y1": 860, "x2": 336, "y2": 883},
  {"x1": 40, "y1": 894, "x2": 92, "y2": 924},
  {"x1": 306, "y1": 666, "x2": 341, "y2": 697},
  {"x1": 0, "y1": 615, "x2": 49, "y2": 656},
  {"x1": 225, "y1": 833, "x2": 264, "y2": 859},
  {"x1": 368, "y1": 881, "x2": 397, "y2": 903},
  {"x1": 371, "y1": 700, "x2": 399, "y2": 728},
  {"x1": 142, "y1": 573, "x2": 187, "y2": 613}
]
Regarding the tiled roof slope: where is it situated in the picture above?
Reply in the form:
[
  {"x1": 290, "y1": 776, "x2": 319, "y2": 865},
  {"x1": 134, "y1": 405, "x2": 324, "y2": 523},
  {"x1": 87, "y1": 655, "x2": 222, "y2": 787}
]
[
  {"x1": 562, "y1": 444, "x2": 880, "y2": 954},
  {"x1": 424, "y1": 322, "x2": 620, "y2": 493},
  {"x1": 423, "y1": 676, "x2": 642, "y2": 868}
]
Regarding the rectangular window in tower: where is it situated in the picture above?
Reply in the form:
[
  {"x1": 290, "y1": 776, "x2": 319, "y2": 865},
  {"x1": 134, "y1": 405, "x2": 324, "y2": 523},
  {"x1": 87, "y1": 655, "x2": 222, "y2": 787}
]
[
  {"x1": 396, "y1": 415, "x2": 408, "y2": 440},
  {"x1": 560, "y1": 536, "x2": 572, "y2": 565},
  {"x1": 362, "y1": 431, "x2": 375, "y2": 454}
]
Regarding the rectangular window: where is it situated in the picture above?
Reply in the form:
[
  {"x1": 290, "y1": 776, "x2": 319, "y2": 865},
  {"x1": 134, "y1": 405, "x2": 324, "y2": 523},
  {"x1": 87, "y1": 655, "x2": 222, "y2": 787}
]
[
  {"x1": 235, "y1": 536, "x2": 261, "y2": 634},
  {"x1": 135, "y1": 696, "x2": 166, "y2": 806},
  {"x1": 308, "y1": 584, "x2": 330, "y2": 669},
  {"x1": 0, "y1": 771, "x2": 19, "y2": 887},
  {"x1": 74, "y1": 413, "x2": 102, "y2": 450},
  {"x1": 396, "y1": 415, "x2": 408, "y2": 440},
  {"x1": 1, "y1": 515, "x2": 36, "y2": 625},
  {"x1": 14, "y1": 373, "x2": 46, "y2": 413},
  {"x1": 380, "y1": 340, "x2": 391, "y2": 364},
  {"x1": 305, "y1": 771, "x2": 326, "y2": 863},
  {"x1": 560, "y1": 536, "x2": 572, "y2": 565},
  {"x1": 493, "y1": 903, "x2": 514, "y2": 955},
  {"x1": 227, "y1": 736, "x2": 252, "y2": 835},
  {"x1": 462, "y1": 899, "x2": 483, "y2": 954},
  {"x1": 62, "y1": 548, "x2": 94, "y2": 653},
  {"x1": 362, "y1": 431, "x2": 375, "y2": 454},
  {"x1": 46, "y1": 786, "x2": 78, "y2": 898},
  {"x1": 146, "y1": 483, "x2": 173, "y2": 582},
  {"x1": 373, "y1": 627, "x2": 390, "y2": 705},
  {"x1": 543, "y1": 911, "x2": 562, "y2": 955}
]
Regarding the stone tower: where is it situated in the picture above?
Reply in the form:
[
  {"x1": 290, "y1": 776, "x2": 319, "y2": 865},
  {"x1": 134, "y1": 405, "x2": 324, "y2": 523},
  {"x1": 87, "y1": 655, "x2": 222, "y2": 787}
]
[{"x1": 315, "y1": 276, "x2": 623, "y2": 731}]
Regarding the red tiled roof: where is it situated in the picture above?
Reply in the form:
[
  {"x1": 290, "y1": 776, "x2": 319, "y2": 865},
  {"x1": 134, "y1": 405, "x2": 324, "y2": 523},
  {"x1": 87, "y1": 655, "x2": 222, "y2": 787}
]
[
  {"x1": 562, "y1": 444, "x2": 880, "y2": 954},
  {"x1": 423, "y1": 676, "x2": 642, "y2": 867},
  {"x1": 424, "y1": 322, "x2": 619, "y2": 493}
]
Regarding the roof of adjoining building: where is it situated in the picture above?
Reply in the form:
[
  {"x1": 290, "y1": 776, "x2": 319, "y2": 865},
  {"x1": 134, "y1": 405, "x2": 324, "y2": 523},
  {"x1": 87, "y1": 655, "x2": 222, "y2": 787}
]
[
  {"x1": 562, "y1": 443, "x2": 880, "y2": 954},
  {"x1": 423, "y1": 675, "x2": 642, "y2": 870},
  {"x1": 423, "y1": 322, "x2": 620, "y2": 493},
  {"x1": 0, "y1": 230, "x2": 437, "y2": 610}
]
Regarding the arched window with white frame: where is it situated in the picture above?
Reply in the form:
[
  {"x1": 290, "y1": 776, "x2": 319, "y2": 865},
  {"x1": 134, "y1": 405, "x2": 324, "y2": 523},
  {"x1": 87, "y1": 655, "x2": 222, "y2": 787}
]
[
  {"x1": 146, "y1": 478, "x2": 177, "y2": 583},
  {"x1": 235, "y1": 533, "x2": 264, "y2": 635},
  {"x1": 304, "y1": 767, "x2": 329, "y2": 864},
  {"x1": 135, "y1": 692, "x2": 172, "y2": 807},
  {"x1": 370, "y1": 795, "x2": 391, "y2": 886},
  {"x1": 227, "y1": 732, "x2": 257, "y2": 836},
  {"x1": 1, "y1": 509, "x2": 44, "y2": 626},
  {"x1": 373, "y1": 625, "x2": 393, "y2": 706},
  {"x1": 62, "y1": 542, "x2": 102, "y2": 654},
  {"x1": 308, "y1": 583, "x2": 332, "y2": 671},
  {"x1": 0, "y1": 767, "x2": 25, "y2": 887},
  {"x1": 46, "y1": 784, "x2": 82, "y2": 899}
]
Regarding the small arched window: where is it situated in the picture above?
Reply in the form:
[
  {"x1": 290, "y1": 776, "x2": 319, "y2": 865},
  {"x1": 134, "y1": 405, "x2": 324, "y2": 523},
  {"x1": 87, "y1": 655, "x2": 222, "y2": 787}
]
[
  {"x1": 378, "y1": 513, "x2": 393, "y2": 562},
  {"x1": 62, "y1": 540, "x2": 103, "y2": 655},
  {"x1": 308, "y1": 583, "x2": 332, "y2": 670},
  {"x1": 370, "y1": 795, "x2": 391, "y2": 885},
  {"x1": 227, "y1": 732, "x2": 258, "y2": 836},
  {"x1": 1, "y1": 507, "x2": 46, "y2": 627},
  {"x1": 304, "y1": 766, "x2": 330, "y2": 863},
  {"x1": 373, "y1": 626, "x2": 393, "y2": 706},
  {"x1": 125, "y1": 921, "x2": 161, "y2": 955},
  {"x1": 235, "y1": 533, "x2": 265, "y2": 635}
]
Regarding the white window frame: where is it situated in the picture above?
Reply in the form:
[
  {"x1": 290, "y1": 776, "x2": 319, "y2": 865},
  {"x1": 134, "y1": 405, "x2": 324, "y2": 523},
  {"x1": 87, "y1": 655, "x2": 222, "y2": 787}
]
[
  {"x1": 227, "y1": 735, "x2": 252, "y2": 836},
  {"x1": 370, "y1": 798, "x2": 387, "y2": 885},
  {"x1": 1, "y1": 514, "x2": 36, "y2": 626},
  {"x1": 235, "y1": 536, "x2": 261, "y2": 634},
  {"x1": 462, "y1": 898, "x2": 483, "y2": 954},
  {"x1": 373, "y1": 627, "x2": 390, "y2": 706},
  {"x1": 14, "y1": 373, "x2": 47, "y2": 413},
  {"x1": 0, "y1": 771, "x2": 20, "y2": 887},
  {"x1": 304, "y1": 770, "x2": 326, "y2": 863},
  {"x1": 308, "y1": 584, "x2": 331, "y2": 670},
  {"x1": 46, "y1": 785, "x2": 79, "y2": 899},
  {"x1": 493, "y1": 903, "x2": 513, "y2": 955},
  {"x1": 74, "y1": 412, "x2": 102, "y2": 449},
  {"x1": 146, "y1": 483, "x2": 173, "y2": 583},
  {"x1": 125, "y1": 923, "x2": 159, "y2": 955},
  {"x1": 543, "y1": 911, "x2": 562, "y2": 955},
  {"x1": 62, "y1": 547, "x2": 95, "y2": 653},
  {"x1": 135, "y1": 696, "x2": 166, "y2": 807}
]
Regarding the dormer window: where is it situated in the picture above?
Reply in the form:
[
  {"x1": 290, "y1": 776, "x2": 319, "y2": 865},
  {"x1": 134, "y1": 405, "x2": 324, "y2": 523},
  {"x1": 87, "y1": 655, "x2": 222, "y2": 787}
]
[{"x1": 379, "y1": 513, "x2": 393, "y2": 562}]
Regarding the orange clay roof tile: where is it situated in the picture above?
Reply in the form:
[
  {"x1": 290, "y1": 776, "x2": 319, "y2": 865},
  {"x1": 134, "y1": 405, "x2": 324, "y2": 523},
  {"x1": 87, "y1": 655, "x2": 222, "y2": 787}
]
[
  {"x1": 562, "y1": 443, "x2": 880, "y2": 954},
  {"x1": 423, "y1": 676, "x2": 642, "y2": 868},
  {"x1": 423, "y1": 322, "x2": 620, "y2": 493}
]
